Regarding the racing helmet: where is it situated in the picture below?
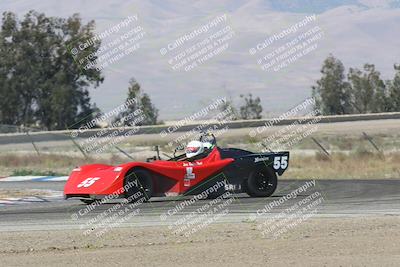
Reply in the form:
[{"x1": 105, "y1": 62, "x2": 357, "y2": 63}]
[{"x1": 185, "y1": 140, "x2": 204, "y2": 158}]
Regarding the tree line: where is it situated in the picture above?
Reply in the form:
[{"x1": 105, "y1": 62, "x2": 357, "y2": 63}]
[{"x1": 312, "y1": 55, "x2": 400, "y2": 115}]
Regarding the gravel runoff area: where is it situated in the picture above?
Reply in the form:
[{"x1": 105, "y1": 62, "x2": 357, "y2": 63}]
[{"x1": 0, "y1": 216, "x2": 399, "y2": 266}]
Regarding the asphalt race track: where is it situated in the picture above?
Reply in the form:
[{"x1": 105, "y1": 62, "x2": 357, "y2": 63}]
[{"x1": 0, "y1": 179, "x2": 399, "y2": 232}]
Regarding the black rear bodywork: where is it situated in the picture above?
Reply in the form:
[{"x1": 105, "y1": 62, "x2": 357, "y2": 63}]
[{"x1": 186, "y1": 147, "x2": 289, "y2": 196}]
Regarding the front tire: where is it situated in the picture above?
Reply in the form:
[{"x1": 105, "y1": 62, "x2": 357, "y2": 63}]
[
  {"x1": 124, "y1": 169, "x2": 153, "y2": 202},
  {"x1": 245, "y1": 167, "x2": 277, "y2": 197}
]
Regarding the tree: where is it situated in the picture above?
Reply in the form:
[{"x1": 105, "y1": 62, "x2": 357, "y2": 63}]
[
  {"x1": 0, "y1": 12, "x2": 26, "y2": 126},
  {"x1": 312, "y1": 55, "x2": 353, "y2": 115},
  {"x1": 116, "y1": 78, "x2": 158, "y2": 126},
  {"x1": 218, "y1": 96, "x2": 239, "y2": 120},
  {"x1": 0, "y1": 11, "x2": 103, "y2": 130},
  {"x1": 387, "y1": 64, "x2": 400, "y2": 112},
  {"x1": 239, "y1": 93, "x2": 263, "y2": 120},
  {"x1": 348, "y1": 64, "x2": 390, "y2": 113}
]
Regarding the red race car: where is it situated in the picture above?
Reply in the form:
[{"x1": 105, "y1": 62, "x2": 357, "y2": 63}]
[{"x1": 64, "y1": 133, "x2": 289, "y2": 204}]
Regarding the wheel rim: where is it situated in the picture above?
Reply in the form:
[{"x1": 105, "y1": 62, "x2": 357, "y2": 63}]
[{"x1": 255, "y1": 170, "x2": 274, "y2": 191}]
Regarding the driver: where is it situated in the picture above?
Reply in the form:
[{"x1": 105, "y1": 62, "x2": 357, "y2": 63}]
[{"x1": 185, "y1": 140, "x2": 213, "y2": 160}]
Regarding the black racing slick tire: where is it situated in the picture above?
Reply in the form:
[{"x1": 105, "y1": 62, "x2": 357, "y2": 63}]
[
  {"x1": 124, "y1": 169, "x2": 154, "y2": 203},
  {"x1": 245, "y1": 167, "x2": 277, "y2": 197}
]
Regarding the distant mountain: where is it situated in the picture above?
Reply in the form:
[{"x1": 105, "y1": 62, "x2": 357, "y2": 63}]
[
  {"x1": 1, "y1": 0, "x2": 399, "y2": 119},
  {"x1": 267, "y1": 0, "x2": 361, "y2": 13}
]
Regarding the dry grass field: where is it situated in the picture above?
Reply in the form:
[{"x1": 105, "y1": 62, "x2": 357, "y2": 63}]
[
  {"x1": 1, "y1": 119, "x2": 399, "y2": 179},
  {"x1": 0, "y1": 150, "x2": 399, "y2": 179}
]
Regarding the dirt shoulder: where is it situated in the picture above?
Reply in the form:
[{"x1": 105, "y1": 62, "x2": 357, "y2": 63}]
[
  {"x1": 0, "y1": 189, "x2": 59, "y2": 199},
  {"x1": 1, "y1": 216, "x2": 399, "y2": 266}
]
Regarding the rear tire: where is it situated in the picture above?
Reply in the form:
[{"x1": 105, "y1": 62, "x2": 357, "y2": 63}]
[
  {"x1": 124, "y1": 169, "x2": 153, "y2": 203},
  {"x1": 245, "y1": 167, "x2": 277, "y2": 197}
]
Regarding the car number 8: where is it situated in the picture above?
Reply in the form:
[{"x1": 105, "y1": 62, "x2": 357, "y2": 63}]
[{"x1": 273, "y1": 156, "x2": 288, "y2": 170}]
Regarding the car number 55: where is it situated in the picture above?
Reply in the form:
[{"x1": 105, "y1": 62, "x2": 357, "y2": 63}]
[{"x1": 273, "y1": 156, "x2": 288, "y2": 170}]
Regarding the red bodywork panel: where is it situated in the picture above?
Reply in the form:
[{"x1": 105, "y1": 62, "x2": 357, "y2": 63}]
[{"x1": 64, "y1": 148, "x2": 234, "y2": 197}]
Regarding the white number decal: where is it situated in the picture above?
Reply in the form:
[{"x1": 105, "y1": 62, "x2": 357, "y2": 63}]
[
  {"x1": 273, "y1": 156, "x2": 288, "y2": 170},
  {"x1": 77, "y1": 177, "x2": 100, "y2": 188},
  {"x1": 225, "y1": 184, "x2": 240, "y2": 191},
  {"x1": 280, "y1": 156, "x2": 288, "y2": 169},
  {"x1": 273, "y1": 157, "x2": 280, "y2": 169}
]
